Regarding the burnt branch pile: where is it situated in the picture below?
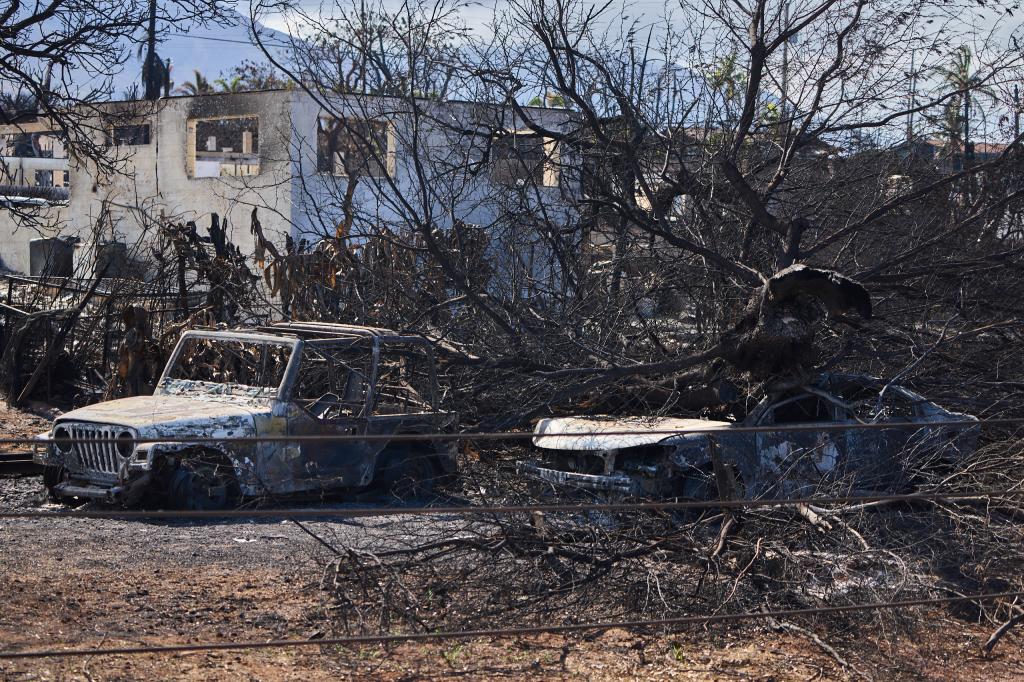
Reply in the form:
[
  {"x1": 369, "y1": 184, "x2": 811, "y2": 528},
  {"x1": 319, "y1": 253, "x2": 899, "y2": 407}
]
[
  {"x1": 0, "y1": 216, "x2": 274, "y2": 406},
  {"x1": 0, "y1": 273, "x2": 182, "y2": 406},
  {"x1": 320, "y1": 441, "x2": 1024, "y2": 645},
  {"x1": 9, "y1": 0, "x2": 1024, "y2": 424},
  {"x1": 236, "y1": 0, "x2": 1024, "y2": 425}
]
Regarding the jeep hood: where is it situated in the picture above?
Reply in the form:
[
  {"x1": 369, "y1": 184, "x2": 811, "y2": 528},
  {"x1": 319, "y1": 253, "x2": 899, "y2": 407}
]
[
  {"x1": 55, "y1": 395, "x2": 267, "y2": 435},
  {"x1": 533, "y1": 416, "x2": 732, "y2": 451}
]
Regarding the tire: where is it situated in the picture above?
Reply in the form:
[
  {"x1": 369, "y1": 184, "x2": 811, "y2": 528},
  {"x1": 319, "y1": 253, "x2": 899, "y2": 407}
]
[
  {"x1": 166, "y1": 456, "x2": 240, "y2": 510},
  {"x1": 673, "y1": 463, "x2": 745, "y2": 523},
  {"x1": 43, "y1": 465, "x2": 64, "y2": 500},
  {"x1": 43, "y1": 465, "x2": 82, "y2": 506},
  {"x1": 678, "y1": 462, "x2": 745, "y2": 500},
  {"x1": 379, "y1": 449, "x2": 437, "y2": 501}
]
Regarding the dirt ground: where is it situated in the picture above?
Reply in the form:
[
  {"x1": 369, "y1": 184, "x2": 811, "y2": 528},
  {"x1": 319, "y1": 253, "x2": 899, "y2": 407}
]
[
  {"x1": 1, "y1": 404, "x2": 1023, "y2": 680},
  {"x1": 0, "y1": 402, "x2": 56, "y2": 441}
]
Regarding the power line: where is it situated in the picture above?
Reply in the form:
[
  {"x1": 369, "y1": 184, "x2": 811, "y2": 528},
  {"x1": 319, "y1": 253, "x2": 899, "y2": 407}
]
[
  {"x1": 168, "y1": 33, "x2": 296, "y2": 49},
  {"x1": 5, "y1": 415, "x2": 1006, "y2": 447},
  {"x1": 1, "y1": 489, "x2": 1019, "y2": 521},
  {"x1": 1, "y1": 589, "x2": 1019, "y2": 660}
]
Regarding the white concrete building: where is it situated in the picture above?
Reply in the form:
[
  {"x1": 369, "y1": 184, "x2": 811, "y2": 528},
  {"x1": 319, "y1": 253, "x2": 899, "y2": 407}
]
[{"x1": 0, "y1": 89, "x2": 578, "y2": 277}]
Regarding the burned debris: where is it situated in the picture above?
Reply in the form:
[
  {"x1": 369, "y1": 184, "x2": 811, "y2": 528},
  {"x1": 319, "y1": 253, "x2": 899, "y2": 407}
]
[
  {"x1": 722, "y1": 265, "x2": 873, "y2": 377},
  {"x1": 0, "y1": 272, "x2": 185, "y2": 407},
  {"x1": 520, "y1": 374, "x2": 979, "y2": 500},
  {"x1": 3, "y1": 0, "x2": 1024, "y2": 673}
]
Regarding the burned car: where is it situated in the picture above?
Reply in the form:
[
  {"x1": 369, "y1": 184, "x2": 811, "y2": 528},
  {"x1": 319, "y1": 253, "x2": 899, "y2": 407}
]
[
  {"x1": 519, "y1": 374, "x2": 978, "y2": 499},
  {"x1": 36, "y1": 322, "x2": 457, "y2": 508}
]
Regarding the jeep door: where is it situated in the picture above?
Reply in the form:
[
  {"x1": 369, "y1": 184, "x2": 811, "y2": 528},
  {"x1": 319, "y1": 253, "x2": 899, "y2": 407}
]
[
  {"x1": 366, "y1": 341, "x2": 453, "y2": 469},
  {"x1": 285, "y1": 340, "x2": 378, "y2": 493}
]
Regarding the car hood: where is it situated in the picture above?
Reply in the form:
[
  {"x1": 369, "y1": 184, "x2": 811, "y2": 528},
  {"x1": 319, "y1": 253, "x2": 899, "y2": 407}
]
[
  {"x1": 533, "y1": 416, "x2": 733, "y2": 451},
  {"x1": 54, "y1": 395, "x2": 267, "y2": 437}
]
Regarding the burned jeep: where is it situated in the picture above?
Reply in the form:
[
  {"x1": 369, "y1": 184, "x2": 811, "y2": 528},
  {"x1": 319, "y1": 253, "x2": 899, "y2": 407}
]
[
  {"x1": 519, "y1": 374, "x2": 978, "y2": 499},
  {"x1": 36, "y1": 322, "x2": 457, "y2": 508}
]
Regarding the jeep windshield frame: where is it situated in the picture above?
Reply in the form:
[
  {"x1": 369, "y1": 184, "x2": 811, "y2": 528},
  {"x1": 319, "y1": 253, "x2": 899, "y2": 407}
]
[{"x1": 155, "y1": 330, "x2": 303, "y2": 401}]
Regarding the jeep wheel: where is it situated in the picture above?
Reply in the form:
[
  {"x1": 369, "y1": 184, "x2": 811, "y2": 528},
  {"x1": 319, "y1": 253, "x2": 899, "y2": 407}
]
[
  {"x1": 381, "y1": 450, "x2": 437, "y2": 501},
  {"x1": 167, "y1": 459, "x2": 240, "y2": 510},
  {"x1": 42, "y1": 465, "x2": 82, "y2": 506},
  {"x1": 43, "y1": 465, "x2": 64, "y2": 500}
]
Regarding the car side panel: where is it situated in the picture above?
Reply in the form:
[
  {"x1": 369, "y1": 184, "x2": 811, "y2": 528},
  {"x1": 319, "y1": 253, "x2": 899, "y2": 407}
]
[
  {"x1": 276, "y1": 404, "x2": 378, "y2": 494},
  {"x1": 753, "y1": 427, "x2": 841, "y2": 496}
]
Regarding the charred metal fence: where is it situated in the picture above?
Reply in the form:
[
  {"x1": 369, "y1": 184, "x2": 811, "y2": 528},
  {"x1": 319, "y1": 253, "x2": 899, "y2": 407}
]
[
  {"x1": 1, "y1": 418, "x2": 1023, "y2": 661},
  {"x1": 0, "y1": 273, "x2": 204, "y2": 405}
]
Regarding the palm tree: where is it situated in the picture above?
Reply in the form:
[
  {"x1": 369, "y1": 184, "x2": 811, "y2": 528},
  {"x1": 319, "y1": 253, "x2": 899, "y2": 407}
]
[
  {"x1": 707, "y1": 51, "x2": 745, "y2": 127},
  {"x1": 174, "y1": 70, "x2": 213, "y2": 96},
  {"x1": 932, "y1": 46, "x2": 996, "y2": 162},
  {"x1": 708, "y1": 51, "x2": 743, "y2": 103},
  {"x1": 215, "y1": 76, "x2": 246, "y2": 93}
]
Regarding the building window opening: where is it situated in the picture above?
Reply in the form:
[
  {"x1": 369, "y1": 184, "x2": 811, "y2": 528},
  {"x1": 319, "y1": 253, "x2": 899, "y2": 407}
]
[
  {"x1": 316, "y1": 116, "x2": 391, "y2": 178},
  {"x1": 188, "y1": 116, "x2": 259, "y2": 178},
  {"x1": 107, "y1": 124, "x2": 151, "y2": 146},
  {"x1": 0, "y1": 131, "x2": 69, "y2": 189},
  {"x1": 2, "y1": 131, "x2": 62, "y2": 159},
  {"x1": 490, "y1": 131, "x2": 559, "y2": 188}
]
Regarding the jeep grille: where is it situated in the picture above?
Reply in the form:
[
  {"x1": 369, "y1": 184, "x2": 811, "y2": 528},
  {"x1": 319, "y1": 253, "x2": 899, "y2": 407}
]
[{"x1": 63, "y1": 424, "x2": 126, "y2": 477}]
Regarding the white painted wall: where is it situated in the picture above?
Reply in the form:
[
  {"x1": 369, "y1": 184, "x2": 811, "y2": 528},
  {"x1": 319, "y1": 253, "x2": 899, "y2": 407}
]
[
  {"x1": 1, "y1": 91, "x2": 297, "y2": 274},
  {"x1": 0, "y1": 90, "x2": 579, "y2": 284}
]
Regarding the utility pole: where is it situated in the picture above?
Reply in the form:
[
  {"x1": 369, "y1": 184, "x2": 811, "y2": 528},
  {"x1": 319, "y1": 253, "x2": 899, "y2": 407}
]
[
  {"x1": 1011, "y1": 85, "x2": 1022, "y2": 238},
  {"x1": 780, "y1": 1, "x2": 790, "y2": 141},
  {"x1": 782, "y1": 1, "x2": 790, "y2": 133},
  {"x1": 143, "y1": 0, "x2": 160, "y2": 100},
  {"x1": 906, "y1": 49, "x2": 916, "y2": 149},
  {"x1": 963, "y1": 86, "x2": 972, "y2": 168},
  {"x1": 1015, "y1": 84, "x2": 1021, "y2": 140}
]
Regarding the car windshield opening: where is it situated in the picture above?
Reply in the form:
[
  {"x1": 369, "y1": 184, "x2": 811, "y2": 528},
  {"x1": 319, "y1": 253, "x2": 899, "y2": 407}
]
[
  {"x1": 771, "y1": 395, "x2": 833, "y2": 423},
  {"x1": 164, "y1": 337, "x2": 292, "y2": 392}
]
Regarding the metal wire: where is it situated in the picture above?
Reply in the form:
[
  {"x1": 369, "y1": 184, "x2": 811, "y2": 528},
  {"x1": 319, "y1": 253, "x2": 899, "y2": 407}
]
[
  {"x1": 4, "y1": 416, "x2": 1011, "y2": 447},
  {"x1": 1, "y1": 589, "x2": 1019, "y2": 660},
  {"x1": 0, "y1": 489, "x2": 1020, "y2": 521},
  {"x1": 7, "y1": 417, "x2": 1018, "y2": 520}
]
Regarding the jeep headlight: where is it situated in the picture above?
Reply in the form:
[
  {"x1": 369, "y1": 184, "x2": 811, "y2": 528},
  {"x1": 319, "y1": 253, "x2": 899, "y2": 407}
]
[
  {"x1": 128, "y1": 444, "x2": 153, "y2": 469},
  {"x1": 53, "y1": 426, "x2": 73, "y2": 454},
  {"x1": 115, "y1": 431, "x2": 136, "y2": 458}
]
